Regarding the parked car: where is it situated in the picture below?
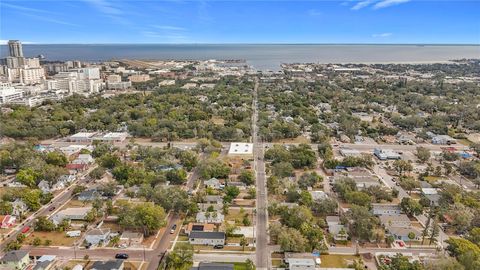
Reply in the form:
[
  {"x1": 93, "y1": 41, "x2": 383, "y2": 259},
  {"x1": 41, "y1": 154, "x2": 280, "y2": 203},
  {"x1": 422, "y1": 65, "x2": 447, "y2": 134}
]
[
  {"x1": 48, "y1": 206, "x2": 56, "y2": 211},
  {"x1": 115, "y1": 253, "x2": 129, "y2": 259},
  {"x1": 213, "y1": 245, "x2": 224, "y2": 249}
]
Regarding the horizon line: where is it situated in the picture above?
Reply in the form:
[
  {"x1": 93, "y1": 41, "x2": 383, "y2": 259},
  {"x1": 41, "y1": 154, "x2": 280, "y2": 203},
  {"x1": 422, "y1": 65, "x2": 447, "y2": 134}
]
[{"x1": 1, "y1": 42, "x2": 479, "y2": 46}]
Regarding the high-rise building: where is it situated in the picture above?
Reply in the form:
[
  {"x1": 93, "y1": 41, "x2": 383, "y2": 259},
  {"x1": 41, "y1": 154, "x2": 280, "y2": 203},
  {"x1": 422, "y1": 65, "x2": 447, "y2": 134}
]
[{"x1": 8, "y1": 40, "x2": 24, "y2": 57}]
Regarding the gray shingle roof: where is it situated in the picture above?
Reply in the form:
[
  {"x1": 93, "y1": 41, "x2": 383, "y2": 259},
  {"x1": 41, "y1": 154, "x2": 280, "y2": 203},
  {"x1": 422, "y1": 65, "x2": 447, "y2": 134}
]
[
  {"x1": 189, "y1": 231, "x2": 225, "y2": 239},
  {"x1": 91, "y1": 260, "x2": 124, "y2": 270},
  {"x1": 1, "y1": 250, "x2": 28, "y2": 262}
]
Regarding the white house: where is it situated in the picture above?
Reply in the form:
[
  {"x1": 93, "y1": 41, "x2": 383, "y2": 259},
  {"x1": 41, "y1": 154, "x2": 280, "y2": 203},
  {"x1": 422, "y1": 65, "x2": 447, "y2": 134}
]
[
  {"x1": 326, "y1": 216, "x2": 348, "y2": 241},
  {"x1": 12, "y1": 199, "x2": 28, "y2": 216},
  {"x1": 371, "y1": 203, "x2": 402, "y2": 216},
  {"x1": 285, "y1": 258, "x2": 316, "y2": 270},
  {"x1": 374, "y1": 148, "x2": 402, "y2": 160},
  {"x1": 379, "y1": 214, "x2": 411, "y2": 228},
  {"x1": 188, "y1": 231, "x2": 225, "y2": 246},
  {"x1": 72, "y1": 154, "x2": 94, "y2": 165},
  {"x1": 432, "y1": 135, "x2": 456, "y2": 145},
  {"x1": 85, "y1": 228, "x2": 111, "y2": 246}
]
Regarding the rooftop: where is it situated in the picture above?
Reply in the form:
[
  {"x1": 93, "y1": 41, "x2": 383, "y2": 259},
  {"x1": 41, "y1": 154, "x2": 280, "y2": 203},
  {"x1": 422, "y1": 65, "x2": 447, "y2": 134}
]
[
  {"x1": 189, "y1": 231, "x2": 225, "y2": 239},
  {"x1": 228, "y1": 142, "x2": 253, "y2": 155}
]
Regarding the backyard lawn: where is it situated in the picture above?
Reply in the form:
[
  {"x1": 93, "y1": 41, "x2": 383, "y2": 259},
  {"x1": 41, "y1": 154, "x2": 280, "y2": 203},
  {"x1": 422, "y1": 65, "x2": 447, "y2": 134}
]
[
  {"x1": 320, "y1": 254, "x2": 360, "y2": 268},
  {"x1": 27, "y1": 231, "x2": 78, "y2": 246}
]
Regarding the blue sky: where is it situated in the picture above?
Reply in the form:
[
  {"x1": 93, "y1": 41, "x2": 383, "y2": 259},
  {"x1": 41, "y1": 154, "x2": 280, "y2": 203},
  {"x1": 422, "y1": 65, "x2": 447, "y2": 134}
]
[{"x1": 1, "y1": 0, "x2": 479, "y2": 44}]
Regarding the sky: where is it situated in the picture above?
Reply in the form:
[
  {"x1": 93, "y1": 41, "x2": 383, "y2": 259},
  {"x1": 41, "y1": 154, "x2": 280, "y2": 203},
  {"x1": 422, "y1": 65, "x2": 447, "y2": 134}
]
[{"x1": 1, "y1": 0, "x2": 479, "y2": 44}]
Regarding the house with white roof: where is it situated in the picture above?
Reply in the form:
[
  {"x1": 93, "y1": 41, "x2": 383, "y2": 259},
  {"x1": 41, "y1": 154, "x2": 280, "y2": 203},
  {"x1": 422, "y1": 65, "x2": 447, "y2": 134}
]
[
  {"x1": 196, "y1": 211, "x2": 224, "y2": 224},
  {"x1": 228, "y1": 143, "x2": 253, "y2": 156}
]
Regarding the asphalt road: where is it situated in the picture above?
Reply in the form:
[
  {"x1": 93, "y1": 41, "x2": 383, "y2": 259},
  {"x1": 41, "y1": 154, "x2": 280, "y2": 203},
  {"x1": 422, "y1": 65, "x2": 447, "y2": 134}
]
[
  {"x1": 372, "y1": 164, "x2": 449, "y2": 249},
  {"x1": 252, "y1": 79, "x2": 269, "y2": 270},
  {"x1": 0, "y1": 166, "x2": 97, "y2": 253}
]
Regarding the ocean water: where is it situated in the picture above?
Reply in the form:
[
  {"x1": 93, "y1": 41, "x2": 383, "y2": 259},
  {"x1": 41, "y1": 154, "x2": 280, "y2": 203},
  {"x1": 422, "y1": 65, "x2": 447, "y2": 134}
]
[{"x1": 1, "y1": 44, "x2": 479, "y2": 70}]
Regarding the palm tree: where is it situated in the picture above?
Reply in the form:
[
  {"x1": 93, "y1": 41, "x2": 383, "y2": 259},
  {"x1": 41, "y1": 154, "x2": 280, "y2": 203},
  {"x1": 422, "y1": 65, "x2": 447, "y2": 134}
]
[{"x1": 240, "y1": 236, "x2": 248, "y2": 251}]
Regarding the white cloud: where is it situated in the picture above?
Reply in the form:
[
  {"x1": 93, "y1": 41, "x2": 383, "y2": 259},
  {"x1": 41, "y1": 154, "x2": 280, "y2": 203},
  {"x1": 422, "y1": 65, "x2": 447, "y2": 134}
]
[
  {"x1": 350, "y1": 0, "x2": 411, "y2": 10},
  {"x1": 84, "y1": 0, "x2": 123, "y2": 15},
  {"x1": 372, "y1": 32, "x2": 393, "y2": 38},
  {"x1": 153, "y1": 25, "x2": 186, "y2": 31},
  {"x1": 1, "y1": 3, "x2": 54, "y2": 14},
  {"x1": 351, "y1": 0, "x2": 376, "y2": 10},
  {"x1": 373, "y1": 0, "x2": 411, "y2": 9}
]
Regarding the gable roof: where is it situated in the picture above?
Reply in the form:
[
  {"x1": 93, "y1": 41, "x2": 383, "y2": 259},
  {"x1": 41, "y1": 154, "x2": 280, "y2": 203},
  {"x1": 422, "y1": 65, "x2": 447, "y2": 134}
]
[
  {"x1": 1, "y1": 250, "x2": 28, "y2": 262},
  {"x1": 196, "y1": 262, "x2": 234, "y2": 270},
  {"x1": 91, "y1": 260, "x2": 124, "y2": 270},
  {"x1": 189, "y1": 231, "x2": 225, "y2": 239}
]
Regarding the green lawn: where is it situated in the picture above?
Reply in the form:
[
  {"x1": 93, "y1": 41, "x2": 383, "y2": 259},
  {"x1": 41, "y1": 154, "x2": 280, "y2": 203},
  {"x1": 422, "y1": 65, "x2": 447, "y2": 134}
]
[{"x1": 320, "y1": 254, "x2": 360, "y2": 268}]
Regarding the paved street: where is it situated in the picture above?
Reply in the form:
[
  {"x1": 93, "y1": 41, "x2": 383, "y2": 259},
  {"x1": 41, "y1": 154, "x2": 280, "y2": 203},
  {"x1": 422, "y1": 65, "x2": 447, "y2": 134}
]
[
  {"x1": 372, "y1": 164, "x2": 449, "y2": 249},
  {"x1": 0, "y1": 165, "x2": 97, "y2": 252},
  {"x1": 252, "y1": 79, "x2": 269, "y2": 270}
]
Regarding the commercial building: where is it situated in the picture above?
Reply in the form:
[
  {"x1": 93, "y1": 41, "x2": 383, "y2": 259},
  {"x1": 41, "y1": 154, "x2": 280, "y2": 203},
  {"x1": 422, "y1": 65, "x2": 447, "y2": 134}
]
[
  {"x1": 128, "y1": 74, "x2": 150, "y2": 82},
  {"x1": 8, "y1": 40, "x2": 23, "y2": 57},
  {"x1": 0, "y1": 83, "x2": 24, "y2": 104}
]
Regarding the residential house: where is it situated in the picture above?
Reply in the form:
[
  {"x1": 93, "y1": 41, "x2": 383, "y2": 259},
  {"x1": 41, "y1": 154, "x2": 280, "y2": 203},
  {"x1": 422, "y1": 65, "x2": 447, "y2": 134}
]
[
  {"x1": 51, "y1": 207, "x2": 92, "y2": 225},
  {"x1": 38, "y1": 180, "x2": 51, "y2": 194},
  {"x1": 309, "y1": 190, "x2": 328, "y2": 201},
  {"x1": 326, "y1": 216, "x2": 348, "y2": 241},
  {"x1": 204, "y1": 195, "x2": 223, "y2": 204},
  {"x1": 72, "y1": 154, "x2": 94, "y2": 165},
  {"x1": 374, "y1": 148, "x2": 402, "y2": 160},
  {"x1": 196, "y1": 211, "x2": 224, "y2": 224},
  {"x1": 85, "y1": 228, "x2": 111, "y2": 247},
  {"x1": 387, "y1": 226, "x2": 422, "y2": 242},
  {"x1": 188, "y1": 231, "x2": 225, "y2": 246},
  {"x1": 119, "y1": 231, "x2": 144, "y2": 247},
  {"x1": 0, "y1": 250, "x2": 30, "y2": 270},
  {"x1": 432, "y1": 135, "x2": 456, "y2": 145},
  {"x1": 77, "y1": 189, "x2": 103, "y2": 201},
  {"x1": 204, "y1": 178, "x2": 222, "y2": 189},
  {"x1": 190, "y1": 262, "x2": 233, "y2": 270},
  {"x1": 285, "y1": 258, "x2": 316, "y2": 270},
  {"x1": 379, "y1": 214, "x2": 411, "y2": 228},
  {"x1": 371, "y1": 203, "x2": 402, "y2": 216},
  {"x1": 90, "y1": 260, "x2": 124, "y2": 270},
  {"x1": 227, "y1": 181, "x2": 247, "y2": 190},
  {"x1": 184, "y1": 223, "x2": 215, "y2": 235},
  {"x1": 420, "y1": 188, "x2": 441, "y2": 206},
  {"x1": 12, "y1": 199, "x2": 28, "y2": 217},
  {"x1": 198, "y1": 203, "x2": 223, "y2": 212},
  {"x1": 0, "y1": 215, "x2": 16, "y2": 229},
  {"x1": 66, "y1": 163, "x2": 87, "y2": 173},
  {"x1": 33, "y1": 255, "x2": 56, "y2": 270}
]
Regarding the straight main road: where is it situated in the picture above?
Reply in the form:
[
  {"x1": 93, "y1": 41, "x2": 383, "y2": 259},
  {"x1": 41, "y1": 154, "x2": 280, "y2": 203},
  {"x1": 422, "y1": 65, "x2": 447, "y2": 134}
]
[
  {"x1": 252, "y1": 79, "x2": 269, "y2": 270},
  {"x1": 0, "y1": 165, "x2": 97, "y2": 252}
]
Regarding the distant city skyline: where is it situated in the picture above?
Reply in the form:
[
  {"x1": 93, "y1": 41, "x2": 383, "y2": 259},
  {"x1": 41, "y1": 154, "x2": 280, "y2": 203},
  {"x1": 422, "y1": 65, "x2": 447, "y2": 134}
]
[{"x1": 1, "y1": 0, "x2": 479, "y2": 44}]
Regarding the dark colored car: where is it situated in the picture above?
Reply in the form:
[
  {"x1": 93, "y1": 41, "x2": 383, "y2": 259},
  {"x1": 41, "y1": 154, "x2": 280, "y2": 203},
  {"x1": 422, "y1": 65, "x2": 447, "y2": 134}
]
[
  {"x1": 213, "y1": 245, "x2": 224, "y2": 249},
  {"x1": 115, "y1": 253, "x2": 129, "y2": 259},
  {"x1": 48, "y1": 206, "x2": 56, "y2": 211}
]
